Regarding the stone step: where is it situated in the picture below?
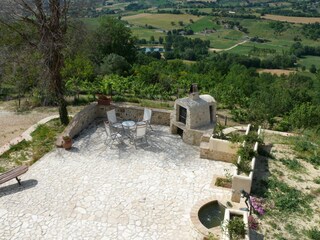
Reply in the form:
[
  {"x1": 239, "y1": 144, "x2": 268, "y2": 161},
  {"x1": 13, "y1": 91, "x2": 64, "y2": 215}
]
[{"x1": 200, "y1": 133, "x2": 211, "y2": 143}]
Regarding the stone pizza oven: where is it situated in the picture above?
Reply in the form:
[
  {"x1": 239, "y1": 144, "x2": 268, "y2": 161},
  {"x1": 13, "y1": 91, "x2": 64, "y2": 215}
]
[{"x1": 170, "y1": 84, "x2": 217, "y2": 145}]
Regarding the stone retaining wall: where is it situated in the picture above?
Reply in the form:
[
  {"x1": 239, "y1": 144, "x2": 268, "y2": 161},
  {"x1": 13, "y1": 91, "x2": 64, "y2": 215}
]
[
  {"x1": 200, "y1": 137, "x2": 239, "y2": 162},
  {"x1": 96, "y1": 104, "x2": 171, "y2": 125},
  {"x1": 231, "y1": 126, "x2": 261, "y2": 203},
  {"x1": 56, "y1": 103, "x2": 172, "y2": 147},
  {"x1": 56, "y1": 103, "x2": 98, "y2": 146}
]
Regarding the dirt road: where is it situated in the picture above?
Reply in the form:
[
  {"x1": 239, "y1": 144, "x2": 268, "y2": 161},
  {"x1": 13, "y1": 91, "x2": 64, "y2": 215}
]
[{"x1": 0, "y1": 101, "x2": 84, "y2": 147}]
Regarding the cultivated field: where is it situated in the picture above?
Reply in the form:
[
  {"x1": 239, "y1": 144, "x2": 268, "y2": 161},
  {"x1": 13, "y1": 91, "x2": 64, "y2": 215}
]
[
  {"x1": 261, "y1": 14, "x2": 320, "y2": 24},
  {"x1": 123, "y1": 13, "x2": 202, "y2": 30},
  {"x1": 257, "y1": 69, "x2": 296, "y2": 76}
]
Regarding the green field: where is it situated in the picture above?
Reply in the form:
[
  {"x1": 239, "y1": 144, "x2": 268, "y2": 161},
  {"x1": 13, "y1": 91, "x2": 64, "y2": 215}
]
[
  {"x1": 131, "y1": 27, "x2": 166, "y2": 40},
  {"x1": 189, "y1": 16, "x2": 221, "y2": 32},
  {"x1": 298, "y1": 56, "x2": 320, "y2": 69},
  {"x1": 80, "y1": 17, "x2": 101, "y2": 30},
  {"x1": 191, "y1": 29, "x2": 245, "y2": 48},
  {"x1": 123, "y1": 13, "x2": 202, "y2": 30},
  {"x1": 80, "y1": 12, "x2": 320, "y2": 55}
]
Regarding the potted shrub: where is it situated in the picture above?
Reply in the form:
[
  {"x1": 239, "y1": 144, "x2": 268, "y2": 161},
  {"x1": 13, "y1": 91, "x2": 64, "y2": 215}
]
[
  {"x1": 223, "y1": 209, "x2": 249, "y2": 240},
  {"x1": 62, "y1": 135, "x2": 72, "y2": 150},
  {"x1": 226, "y1": 215, "x2": 246, "y2": 240},
  {"x1": 97, "y1": 94, "x2": 111, "y2": 105}
]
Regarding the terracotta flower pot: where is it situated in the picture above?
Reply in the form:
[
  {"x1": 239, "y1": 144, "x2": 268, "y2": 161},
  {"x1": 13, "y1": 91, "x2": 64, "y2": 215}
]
[
  {"x1": 97, "y1": 98, "x2": 111, "y2": 105},
  {"x1": 97, "y1": 94, "x2": 111, "y2": 105},
  {"x1": 62, "y1": 137, "x2": 72, "y2": 150}
]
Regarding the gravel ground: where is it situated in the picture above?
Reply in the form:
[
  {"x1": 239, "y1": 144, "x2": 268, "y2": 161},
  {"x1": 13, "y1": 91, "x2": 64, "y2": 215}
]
[{"x1": 0, "y1": 101, "x2": 84, "y2": 147}]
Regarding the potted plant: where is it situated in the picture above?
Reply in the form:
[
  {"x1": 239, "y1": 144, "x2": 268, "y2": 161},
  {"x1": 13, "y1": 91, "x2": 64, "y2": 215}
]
[
  {"x1": 97, "y1": 94, "x2": 111, "y2": 105},
  {"x1": 223, "y1": 209, "x2": 249, "y2": 240},
  {"x1": 62, "y1": 135, "x2": 72, "y2": 150},
  {"x1": 226, "y1": 215, "x2": 246, "y2": 240}
]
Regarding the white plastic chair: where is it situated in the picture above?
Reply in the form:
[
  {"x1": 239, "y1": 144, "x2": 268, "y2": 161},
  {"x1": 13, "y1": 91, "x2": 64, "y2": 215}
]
[
  {"x1": 137, "y1": 108, "x2": 153, "y2": 131},
  {"x1": 106, "y1": 109, "x2": 122, "y2": 129},
  {"x1": 104, "y1": 121, "x2": 123, "y2": 147},
  {"x1": 131, "y1": 123, "x2": 148, "y2": 149}
]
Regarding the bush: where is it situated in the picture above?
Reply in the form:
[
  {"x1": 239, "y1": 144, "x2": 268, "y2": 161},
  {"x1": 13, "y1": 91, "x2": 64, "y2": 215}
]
[
  {"x1": 215, "y1": 177, "x2": 232, "y2": 188},
  {"x1": 267, "y1": 177, "x2": 313, "y2": 214},
  {"x1": 288, "y1": 103, "x2": 320, "y2": 129},
  {"x1": 226, "y1": 216, "x2": 246, "y2": 240},
  {"x1": 279, "y1": 158, "x2": 304, "y2": 172},
  {"x1": 248, "y1": 215, "x2": 259, "y2": 231},
  {"x1": 306, "y1": 227, "x2": 320, "y2": 240}
]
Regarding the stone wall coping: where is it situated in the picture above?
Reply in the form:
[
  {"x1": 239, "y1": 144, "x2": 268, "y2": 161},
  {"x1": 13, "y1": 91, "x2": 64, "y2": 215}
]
[{"x1": 111, "y1": 102, "x2": 172, "y2": 114}]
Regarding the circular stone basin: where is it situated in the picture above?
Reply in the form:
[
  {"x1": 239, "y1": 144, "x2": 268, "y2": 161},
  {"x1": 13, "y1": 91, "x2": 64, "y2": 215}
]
[{"x1": 198, "y1": 201, "x2": 226, "y2": 229}]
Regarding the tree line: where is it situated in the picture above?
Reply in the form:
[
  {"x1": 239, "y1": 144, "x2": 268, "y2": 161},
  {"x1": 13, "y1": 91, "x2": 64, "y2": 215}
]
[{"x1": 1, "y1": 13, "x2": 320, "y2": 132}]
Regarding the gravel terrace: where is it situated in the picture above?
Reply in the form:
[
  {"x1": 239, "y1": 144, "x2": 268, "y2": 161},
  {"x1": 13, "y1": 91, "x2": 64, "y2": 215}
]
[{"x1": 0, "y1": 124, "x2": 235, "y2": 240}]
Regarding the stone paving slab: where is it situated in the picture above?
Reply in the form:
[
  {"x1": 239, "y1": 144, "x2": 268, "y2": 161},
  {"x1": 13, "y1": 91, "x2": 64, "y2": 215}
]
[{"x1": 0, "y1": 125, "x2": 236, "y2": 240}]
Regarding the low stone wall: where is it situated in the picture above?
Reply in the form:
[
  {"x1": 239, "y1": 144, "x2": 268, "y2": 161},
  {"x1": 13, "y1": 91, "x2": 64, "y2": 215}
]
[
  {"x1": 200, "y1": 138, "x2": 239, "y2": 162},
  {"x1": 56, "y1": 103, "x2": 99, "y2": 147},
  {"x1": 183, "y1": 128, "x2": 206, "y2": 146},
  {"x1": 231, "y1": 126, "x2": 261, "y2": 203},
  {"x1": 56, "y1": 103, "x2": 172, "y2": 147},
  {"x1": 231, "y1": 157, "x2": 255, "y2": 202},
  {"x1": 95, "y1": 104, "x2": 171, "y2": 126}
]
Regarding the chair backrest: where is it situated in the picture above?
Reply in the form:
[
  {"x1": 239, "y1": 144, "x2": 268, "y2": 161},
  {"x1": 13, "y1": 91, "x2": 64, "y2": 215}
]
[
  {"x1": 104, "y1": 121, "x2": 111, "y2": 137},
  {"x1": 136, "y1": 124, "x2": 147, "y2": 138},
  {"x1": 107, "y1": 109, "x2": 117, "y2": 124},
  {"x1": 143, "y1": 108, "x2": 152, "y2": 122}
]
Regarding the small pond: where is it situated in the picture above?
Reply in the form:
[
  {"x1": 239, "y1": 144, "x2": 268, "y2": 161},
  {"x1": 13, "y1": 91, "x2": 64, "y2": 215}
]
[{"x1": 198, "y1": 201, "x2": 226, "y2": 229}]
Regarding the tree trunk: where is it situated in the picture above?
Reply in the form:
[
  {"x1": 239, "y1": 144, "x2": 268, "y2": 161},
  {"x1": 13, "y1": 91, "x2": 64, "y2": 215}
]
[
  {"x1": 48, "y1": 48, "x2": 69, "y2": 125},
  {"x1": 44, "y1": 0, "x2": 69, "y2": 125}
]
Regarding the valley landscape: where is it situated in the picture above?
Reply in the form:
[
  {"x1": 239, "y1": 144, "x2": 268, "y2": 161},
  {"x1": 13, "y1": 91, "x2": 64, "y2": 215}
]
[{"x1": 0, "y1": 0, "x2": 320, "y2": 239}]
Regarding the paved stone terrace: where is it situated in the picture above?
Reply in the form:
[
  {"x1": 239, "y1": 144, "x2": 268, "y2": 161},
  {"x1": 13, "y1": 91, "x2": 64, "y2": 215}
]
[{"x1": 0, "y1": 124, "x2": 235, "y2": 240}]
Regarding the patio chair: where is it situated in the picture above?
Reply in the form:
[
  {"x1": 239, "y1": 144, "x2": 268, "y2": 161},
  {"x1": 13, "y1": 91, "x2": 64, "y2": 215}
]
[
  {"x1": 131, "y1": 123, "x2": 148, "y2": 149},
  {"x1": 104, "y1": 121, "x2": 123, "y2": 147},
  {"x1": 137, "y1": 108, "x2": 153, "y2": 131},
  {"x1": 106, "y1": 109, "x2": 122, "y2": 130}
]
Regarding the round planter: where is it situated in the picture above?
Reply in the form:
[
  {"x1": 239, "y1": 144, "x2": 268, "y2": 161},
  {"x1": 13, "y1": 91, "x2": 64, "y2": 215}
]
[
  {"x1": 63, "y1": 139, "x2": 72, "y2": 150},
  {"x1": 97, "y1": 98, "x2": 111, "y2": 105}
]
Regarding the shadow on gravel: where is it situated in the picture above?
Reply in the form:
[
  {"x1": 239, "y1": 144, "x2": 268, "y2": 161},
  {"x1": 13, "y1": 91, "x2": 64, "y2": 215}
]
[{"x1": 0, "y1": 179, "x2": 38, "y2": 198}]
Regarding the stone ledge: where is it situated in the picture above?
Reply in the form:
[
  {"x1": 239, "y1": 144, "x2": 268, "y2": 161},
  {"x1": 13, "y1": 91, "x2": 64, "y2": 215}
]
[{"x1": 0, "y1": 115, "x2": 64, "y2": 156}]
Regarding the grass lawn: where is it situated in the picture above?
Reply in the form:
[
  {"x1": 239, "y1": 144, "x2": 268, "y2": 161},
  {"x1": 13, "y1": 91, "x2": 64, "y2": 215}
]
[
  {"x1": 0, "y1": 119, "x2": 65, "y2": 173},
  {"x1": 123, "y1": 13, "x2": 202, "y2": 30},
  {"x1": 229, "y1": 41, "x2": 289, "y2": 54},
  {"x1": 192, "y1": 29, "x2": 245, "y2": 48},
  {"x1": 131, "y1": 27, "x2": 166, "y2": 40},
  {"x1": 189, "y1": 16, "x2": 221, "y2": 32},
  {"x1": 298, "y1": 56, "x2": 320, "y2": 69}
]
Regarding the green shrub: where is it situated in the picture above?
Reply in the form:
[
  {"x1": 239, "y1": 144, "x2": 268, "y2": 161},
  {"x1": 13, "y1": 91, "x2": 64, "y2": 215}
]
[
  {"x1": 279, "y1": 158, "x2": 304, "y2": 172},
  {"x1": 234, "y1": 158, "x2": 251, "y2": 175},
  {"x1": 313, "y1": 177, "x2": 320, "y2": 184},
  {"x1": 238, "y1": 145, "x2": 256, "y2": 162},
  {"x1": 306, "y1": 227, "x2": 320, "y2": 240},
  {"x1": 229, "y1": 132, "x2": 243, "y2": 143},
  {"x1": 0, "y1": 166, "x2": 6, "y2": 173},
  {"x1": 226, "y1": 216, "x2": 246, "y2": 240},
  {"x1": 307, "y1": 152, "x2": 320, "y2": 167},
  {"x1": 244, "y1": 131, "x2": 263, "y2": 146},
  {"x1": 215, "y1": 177, "x2": 232, "y2": 188},
  {"x1": 267, "y1": 177, "x2": 313, "y2": 214},
  {"x1": 293, "y1": 137, "x2": 316, "y2": 153}
]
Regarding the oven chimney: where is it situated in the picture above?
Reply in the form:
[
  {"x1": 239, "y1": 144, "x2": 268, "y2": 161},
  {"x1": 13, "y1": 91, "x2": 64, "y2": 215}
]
[{"x1": 189, "y1": 83, "x2": 199, "y2": 100}]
